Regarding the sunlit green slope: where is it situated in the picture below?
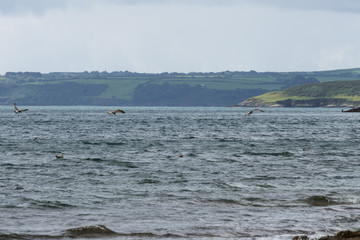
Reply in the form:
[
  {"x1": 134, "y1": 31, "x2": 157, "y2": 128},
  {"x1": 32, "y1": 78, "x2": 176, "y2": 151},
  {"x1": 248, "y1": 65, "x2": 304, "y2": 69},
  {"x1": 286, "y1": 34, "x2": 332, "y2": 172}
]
[{"x1": 237, "y1": 80, "x2": 360, "y2": 107}]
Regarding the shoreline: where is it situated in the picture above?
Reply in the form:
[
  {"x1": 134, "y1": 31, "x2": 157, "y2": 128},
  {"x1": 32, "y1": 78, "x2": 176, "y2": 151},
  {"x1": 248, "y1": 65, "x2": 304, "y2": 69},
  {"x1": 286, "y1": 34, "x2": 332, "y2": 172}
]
[{"x1": 294, "y1": 230, "x2": 360, "y2": 240}]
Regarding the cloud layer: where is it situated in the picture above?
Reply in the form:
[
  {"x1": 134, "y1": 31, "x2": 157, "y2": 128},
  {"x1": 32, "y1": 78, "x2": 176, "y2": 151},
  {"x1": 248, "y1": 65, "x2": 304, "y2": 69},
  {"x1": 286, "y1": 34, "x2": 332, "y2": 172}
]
[{"x1": 0, "y1": 0, "x2": 359, "y2": 73}]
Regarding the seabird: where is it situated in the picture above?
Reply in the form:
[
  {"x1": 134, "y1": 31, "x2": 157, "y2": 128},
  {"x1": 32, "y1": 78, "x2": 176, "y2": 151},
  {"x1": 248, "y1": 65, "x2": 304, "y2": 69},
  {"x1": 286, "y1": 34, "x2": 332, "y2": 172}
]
[
  {"x1": 14, "y1": 103, "x2": 28, "y2": 114},
  {"x1": 55, "y1": 153, "x2": 64, "y2": 159},
  {"x1": 245, "y1": 108, "x2": 264, "y2": 116},
  {"x1": 178, "y1": 153, "x2": 183, "y2": 158},
  {"x1": 107, "y1": 109, "x2": 125, "y2": 115}
]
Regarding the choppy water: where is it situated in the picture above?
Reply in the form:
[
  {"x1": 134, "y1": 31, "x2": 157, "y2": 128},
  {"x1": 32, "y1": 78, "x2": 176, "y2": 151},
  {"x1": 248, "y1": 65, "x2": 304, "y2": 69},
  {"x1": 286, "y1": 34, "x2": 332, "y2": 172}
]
[{"x1": 1, "y1": 106, "x2": 360, "y2": 240}]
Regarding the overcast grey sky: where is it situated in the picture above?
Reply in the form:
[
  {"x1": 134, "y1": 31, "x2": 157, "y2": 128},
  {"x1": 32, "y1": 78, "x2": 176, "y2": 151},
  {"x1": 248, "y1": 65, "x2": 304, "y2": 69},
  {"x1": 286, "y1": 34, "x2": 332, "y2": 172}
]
[{"x1": 0, "y1": 0, "x2": 360, "y2": 74}]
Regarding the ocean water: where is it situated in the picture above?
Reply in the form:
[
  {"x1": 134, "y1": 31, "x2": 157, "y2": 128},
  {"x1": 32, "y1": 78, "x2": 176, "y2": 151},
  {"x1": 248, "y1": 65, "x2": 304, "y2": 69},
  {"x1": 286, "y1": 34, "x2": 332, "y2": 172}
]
[{"x1": 1, "y1": 106, "x2": 360, "y2": 240}]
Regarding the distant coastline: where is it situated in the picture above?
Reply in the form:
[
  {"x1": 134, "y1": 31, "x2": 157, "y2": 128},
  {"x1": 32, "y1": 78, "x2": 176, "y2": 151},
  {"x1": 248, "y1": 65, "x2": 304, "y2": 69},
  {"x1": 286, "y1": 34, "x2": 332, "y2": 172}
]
[{"x1": 1, "y1": 68, "x2": 360, "y2": 106}]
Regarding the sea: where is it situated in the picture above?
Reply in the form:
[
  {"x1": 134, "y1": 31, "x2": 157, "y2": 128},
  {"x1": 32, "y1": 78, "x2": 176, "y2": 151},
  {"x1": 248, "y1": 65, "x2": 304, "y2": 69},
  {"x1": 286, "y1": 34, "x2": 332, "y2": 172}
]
[{"x1": 1, "y1": 106, "x2": 360, "y2": 240}]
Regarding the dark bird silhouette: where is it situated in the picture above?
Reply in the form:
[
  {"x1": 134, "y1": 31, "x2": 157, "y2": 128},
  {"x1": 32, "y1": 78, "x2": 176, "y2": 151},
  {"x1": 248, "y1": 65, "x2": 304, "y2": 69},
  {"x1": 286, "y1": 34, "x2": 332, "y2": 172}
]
[
  {"x1": 107, "y1": 109, "x2": 125, "y2": 115},
  {"x1": 245, "y1": 108, "x2": 264, "y2": 116},
  {"x1": 55, "y1": 153, "x2": 64, "y2": 159},
  {"x1": 14, "y1": 103, "x2": 28, "y2": 114}
]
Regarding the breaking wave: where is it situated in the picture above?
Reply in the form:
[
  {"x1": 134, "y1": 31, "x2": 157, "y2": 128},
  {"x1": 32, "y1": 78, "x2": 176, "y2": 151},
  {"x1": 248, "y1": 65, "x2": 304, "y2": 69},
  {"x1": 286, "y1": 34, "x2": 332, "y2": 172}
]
[{"x1": 0, "y1": 225, "x2": 223, "y2": 239}]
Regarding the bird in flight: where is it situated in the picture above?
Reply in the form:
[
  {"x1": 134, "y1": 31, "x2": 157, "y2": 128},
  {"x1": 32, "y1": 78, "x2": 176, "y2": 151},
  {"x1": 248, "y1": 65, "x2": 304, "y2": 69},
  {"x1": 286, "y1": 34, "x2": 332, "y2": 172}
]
[
  {"x1": 107, "y1": 109, "x2": 125, "y2": 115},
  {"x1": 14, "y1": 103, "x2": 28, "y2": 113},
  {"x1": 245, "y1": 108, "x2": 264, "y2": 116}
]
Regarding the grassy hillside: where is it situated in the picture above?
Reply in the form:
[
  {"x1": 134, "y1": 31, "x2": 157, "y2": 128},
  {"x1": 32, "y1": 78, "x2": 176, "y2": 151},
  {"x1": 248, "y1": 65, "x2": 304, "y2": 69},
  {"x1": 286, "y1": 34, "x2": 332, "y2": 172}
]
[
  {"x1": 1, "y1": 68, "x2": 360, "y2": 106},
  {"x1": 238, "y1": 80, "x2": 360, "y2": 107}
]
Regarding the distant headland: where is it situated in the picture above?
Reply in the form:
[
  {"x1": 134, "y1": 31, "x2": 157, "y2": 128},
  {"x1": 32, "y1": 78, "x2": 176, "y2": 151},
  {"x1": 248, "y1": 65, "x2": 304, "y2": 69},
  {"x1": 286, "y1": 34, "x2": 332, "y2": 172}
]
[{"x1": 236, "y1": 80, "x2": 360, "y2": 108}]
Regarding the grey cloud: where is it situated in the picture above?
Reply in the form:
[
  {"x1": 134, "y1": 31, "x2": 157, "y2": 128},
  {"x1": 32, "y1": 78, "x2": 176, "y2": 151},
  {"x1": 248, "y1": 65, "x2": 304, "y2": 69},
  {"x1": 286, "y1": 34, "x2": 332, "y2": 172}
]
[
  {"x1": 248, "y1": 0, "x2": 360, "y2": 14},
  {"x1": 1, "y1": 0, "x2": 359, "y2": 16},
  {"x1": 0, "y1": 0, "x2": 220, "y2": 16},
  {"x1": 116, "y1": 0, "x2": 360, "y2": 14},
  {"x1": 0, "y1": 0, "x2": 108, "y2": 16},
  {"x1": 0, "y1": 0, "x2": 68, "y2": 16}
]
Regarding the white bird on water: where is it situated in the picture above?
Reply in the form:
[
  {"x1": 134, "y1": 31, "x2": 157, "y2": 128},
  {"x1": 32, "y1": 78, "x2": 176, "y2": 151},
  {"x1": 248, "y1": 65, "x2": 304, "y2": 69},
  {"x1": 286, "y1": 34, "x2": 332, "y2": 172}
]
[
  {"x1": 107, "y1": 109, "x2": 125, "y2": 115},
  {"x1": 245, "y1": 108, "x2": 264, "y2": 116},
  {"x1": 14, "y1": 103, "x2": 28, "y2": 113}
]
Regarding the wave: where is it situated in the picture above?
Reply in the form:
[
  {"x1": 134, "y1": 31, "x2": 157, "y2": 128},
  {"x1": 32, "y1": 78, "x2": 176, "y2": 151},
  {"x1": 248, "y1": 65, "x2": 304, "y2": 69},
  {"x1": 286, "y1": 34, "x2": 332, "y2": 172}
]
[
  {"x1": 203, "y1": 198, "x2": 244, "y2": 205},
  {"x1": 84, "y1": 157, "x2": 106, "y2": 162},
  {"x1": 20, "y1": 197, "x2": 75, "y2": 209},
  {"x1": 243, "y1": 151, "x2": 294, "y2": 157},
  {"x1": 81, "y1": 158, "x2": 139, "y2": 169},
  {"x1": 64, "y1": 225, "x2": 117, "y2": 238},
  {"x1": 0, "y1": 224, "x2": 256, "y2": 239},
  {"x1": 105, "y1": 142, "x2": 126, "y2": 146},
  {"x1": 0, "y1": 225, "x2": 186, "y2": 239},
  {"x1": 303, "y1": 195, "x2": 341, "y2": 206},
  {"x1": 138, "y1": 178, "x2": 161, "y2": 184},
  {"x1": 82, "y1": 140, "x2": 102, "y2": 145},
  {"x1": 81, "y1": 140, "x2": 126, "y2": 146}
]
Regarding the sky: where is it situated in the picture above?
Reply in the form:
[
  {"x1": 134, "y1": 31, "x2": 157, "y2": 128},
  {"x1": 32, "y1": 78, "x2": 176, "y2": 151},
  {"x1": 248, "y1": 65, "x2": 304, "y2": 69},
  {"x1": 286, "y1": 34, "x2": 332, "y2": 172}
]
[{"x1": 0, "y1": 0, "x2": 360, "y2": 74}]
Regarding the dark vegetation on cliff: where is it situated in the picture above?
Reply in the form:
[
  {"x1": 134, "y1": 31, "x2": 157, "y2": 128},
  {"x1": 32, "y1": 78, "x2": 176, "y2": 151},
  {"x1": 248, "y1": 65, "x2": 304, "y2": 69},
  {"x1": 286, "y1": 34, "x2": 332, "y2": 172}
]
[
  {"x1": 283, "y1": 80, "x2": 360, "y2": 98},
  {"x1": 1, "y1": 68, "x2": 359, "y2": 106}
]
